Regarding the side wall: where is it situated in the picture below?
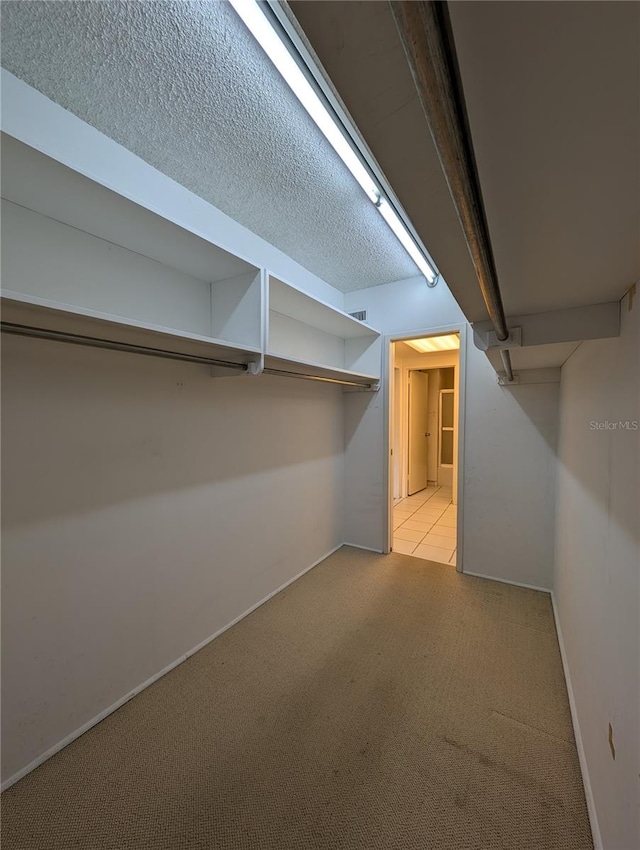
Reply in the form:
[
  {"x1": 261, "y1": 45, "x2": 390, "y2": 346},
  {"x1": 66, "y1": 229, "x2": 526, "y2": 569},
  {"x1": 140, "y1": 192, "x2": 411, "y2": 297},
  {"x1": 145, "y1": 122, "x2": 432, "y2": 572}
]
[
  {"x1": 345, "y1": 276, "x2": 559, "y2": 589},
  {"x1": 554, "y1": 288, "x2": 639, "y2": 850},
  {"x1": 1, "y1": 335, "x2": 345, "y2": 785}
]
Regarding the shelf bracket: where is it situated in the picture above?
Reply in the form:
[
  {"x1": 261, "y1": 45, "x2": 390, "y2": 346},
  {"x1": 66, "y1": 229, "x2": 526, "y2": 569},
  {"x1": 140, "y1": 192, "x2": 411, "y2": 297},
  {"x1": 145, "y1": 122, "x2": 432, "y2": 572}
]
[
  {"x1": 210, "y1": 358, "x2": 263, "y2": 379},
  {"x1": 343, "y1": 380, "x2": 380, "y2": 393},
  {"x1": 497, "y1": 372, "x2": 520, "y2": 386},
  {"x1": 486, "y1": 327, "x2": 522, "y2": 350}
]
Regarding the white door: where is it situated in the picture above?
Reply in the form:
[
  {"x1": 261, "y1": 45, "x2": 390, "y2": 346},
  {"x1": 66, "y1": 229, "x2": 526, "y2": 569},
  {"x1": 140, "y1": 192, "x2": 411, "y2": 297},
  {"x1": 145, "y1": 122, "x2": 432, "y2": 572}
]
[
  {"x1": 392, "y1": 367, "x2": 403, "y2": 499},
  {"x1": 408, "y1": 370, "x2": 429, "y2": 495}
]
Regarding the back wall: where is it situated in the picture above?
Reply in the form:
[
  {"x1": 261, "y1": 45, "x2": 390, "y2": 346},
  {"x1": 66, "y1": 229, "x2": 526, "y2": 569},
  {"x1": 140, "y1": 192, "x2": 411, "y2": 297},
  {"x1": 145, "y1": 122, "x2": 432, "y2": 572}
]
[{"x1": 344, "y1": 275, "x2": 559, "y2": 589}]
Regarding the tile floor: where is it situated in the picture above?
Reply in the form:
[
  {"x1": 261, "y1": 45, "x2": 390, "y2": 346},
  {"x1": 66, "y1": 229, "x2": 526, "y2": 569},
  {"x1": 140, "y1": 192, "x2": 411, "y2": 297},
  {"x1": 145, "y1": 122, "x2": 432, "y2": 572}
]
[{"x1": 392, "y1": 485, "x2": 457, "y2": 565}]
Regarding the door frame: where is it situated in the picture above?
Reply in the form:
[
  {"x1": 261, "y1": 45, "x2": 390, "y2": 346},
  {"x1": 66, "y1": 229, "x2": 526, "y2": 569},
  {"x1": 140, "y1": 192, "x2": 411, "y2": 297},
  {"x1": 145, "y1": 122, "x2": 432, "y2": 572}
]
[{"x1": 383, "y1": 324, "x2": 467, "y2": 573}]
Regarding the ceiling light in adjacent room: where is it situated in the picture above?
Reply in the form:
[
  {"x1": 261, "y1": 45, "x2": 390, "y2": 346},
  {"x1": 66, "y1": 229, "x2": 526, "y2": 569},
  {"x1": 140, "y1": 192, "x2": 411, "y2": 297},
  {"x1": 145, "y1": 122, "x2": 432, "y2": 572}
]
[{"x1": 405, "y1": 334, "x2": 460, "y2": 353}]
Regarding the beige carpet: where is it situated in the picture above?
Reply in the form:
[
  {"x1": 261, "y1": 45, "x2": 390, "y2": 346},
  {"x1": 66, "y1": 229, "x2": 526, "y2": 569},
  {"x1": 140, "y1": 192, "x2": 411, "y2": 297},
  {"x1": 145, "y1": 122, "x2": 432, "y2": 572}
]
[{"x1": 1, "y1": 547, "x2": 592, "y2": 849}]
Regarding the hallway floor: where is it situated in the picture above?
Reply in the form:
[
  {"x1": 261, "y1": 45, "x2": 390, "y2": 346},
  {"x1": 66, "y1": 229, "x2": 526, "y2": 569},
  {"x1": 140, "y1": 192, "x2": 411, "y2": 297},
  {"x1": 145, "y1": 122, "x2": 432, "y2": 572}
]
[
  {"x1": 393, "y1": 485, "x2": 457, "y2": 565},
  {"x1": 1, "y1": 547, "x2": 592, "y2": 850}
]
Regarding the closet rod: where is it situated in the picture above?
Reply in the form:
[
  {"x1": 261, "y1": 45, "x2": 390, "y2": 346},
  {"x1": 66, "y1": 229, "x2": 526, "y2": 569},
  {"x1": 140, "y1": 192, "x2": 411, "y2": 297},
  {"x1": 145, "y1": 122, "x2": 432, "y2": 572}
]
[
  {"x1": 262, "y1": 367, "x2": 376, "y2": 389},
  {"x1": 0, "y1": 322, "x2": 251, "y2": 372},
  {"x1": 390, "y1": 0, "x2": 514, "y2": 382},
  {"x1": 0, "y1": 323, "x2": 377, "y2": 388}
]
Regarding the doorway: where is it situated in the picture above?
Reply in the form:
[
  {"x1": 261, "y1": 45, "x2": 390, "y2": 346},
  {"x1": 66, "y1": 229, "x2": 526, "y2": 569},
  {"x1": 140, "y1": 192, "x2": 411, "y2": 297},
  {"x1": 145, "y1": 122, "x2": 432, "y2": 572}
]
[{"x1": 389, "y1": 332, "x2": 462, "y2": 567}]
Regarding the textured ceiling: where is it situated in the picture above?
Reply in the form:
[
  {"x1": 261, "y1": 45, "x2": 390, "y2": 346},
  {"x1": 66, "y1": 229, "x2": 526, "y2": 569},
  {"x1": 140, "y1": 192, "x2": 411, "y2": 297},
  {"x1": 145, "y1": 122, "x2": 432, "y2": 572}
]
[
  {"x1": 290, "y1": 0, "x2": 486, "y2": 322},
  {"x1": 0, "y1": 0, "x2": 417, "y2": 292}
]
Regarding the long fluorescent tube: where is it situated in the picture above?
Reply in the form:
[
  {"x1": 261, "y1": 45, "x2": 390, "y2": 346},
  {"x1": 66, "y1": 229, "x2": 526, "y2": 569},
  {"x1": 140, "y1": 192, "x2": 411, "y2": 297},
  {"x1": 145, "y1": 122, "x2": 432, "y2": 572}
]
[
  {"x1": 228, "y1": 0, "x2": 437, "y2": 283},
  {"x1": 228, "y1": 0, "x2": 377, "y2": 203},
  {"x1": 376, "y1": 198, "x2": 436, "y2": 282}
]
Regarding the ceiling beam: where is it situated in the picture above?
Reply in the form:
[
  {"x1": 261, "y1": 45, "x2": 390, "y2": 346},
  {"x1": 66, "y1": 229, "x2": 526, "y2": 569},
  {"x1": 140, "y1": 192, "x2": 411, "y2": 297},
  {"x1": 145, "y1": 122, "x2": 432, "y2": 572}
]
[
  {"x1": 473, "y1": 302, "x2": 621, "y2": 352},
  {"x1": 389, "y1": 1, "x2": 510, "y2": 356}
]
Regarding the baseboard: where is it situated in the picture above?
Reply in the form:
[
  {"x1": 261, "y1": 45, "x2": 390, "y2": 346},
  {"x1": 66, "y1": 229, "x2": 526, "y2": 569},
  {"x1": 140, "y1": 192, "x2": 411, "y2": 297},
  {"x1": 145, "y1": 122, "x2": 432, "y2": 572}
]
[
  {"x1": 462, "y1": 569, "x2": 552, "y2": 594},
  {"x1": 550, "y1": 592, "x2": 603, "y2": 850},
  {"x1": 1, "y1": 542, "x2": 343, "y2": 792},
  {"x1": 458, "y1": 571, "x2": 601, "y2": 847},
  {"x1": 343, "y1": 542, "x2": 384, "y2": 554}
]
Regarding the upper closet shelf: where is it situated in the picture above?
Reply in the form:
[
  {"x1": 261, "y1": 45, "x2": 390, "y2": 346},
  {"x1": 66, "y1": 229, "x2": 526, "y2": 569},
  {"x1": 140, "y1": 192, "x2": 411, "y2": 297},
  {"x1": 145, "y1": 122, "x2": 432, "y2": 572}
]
[
  {"x1": 1, "y1": 293, "x2": 263, "y2": 372},
  {"x1": 264, "y1": 354, "x2": 380, "y2": 390},
  {"x1": 1, "y1": 135, "x2": 381, "y2": 388},
  {"x1": 269, "y1": 276, "x2": 379, "y2": 340},
  {"x1": 267, "y1": 276, "x2": 381, "y2": 387},
  {"x1": 1, "y1": 135, "x2": 264, "y2": 370}
]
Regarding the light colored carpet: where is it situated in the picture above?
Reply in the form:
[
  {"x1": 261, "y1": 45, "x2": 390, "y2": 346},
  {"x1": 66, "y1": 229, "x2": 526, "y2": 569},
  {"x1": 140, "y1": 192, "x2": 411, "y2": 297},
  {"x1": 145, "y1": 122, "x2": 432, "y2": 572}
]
[{"x1": 1, "y1": 547, "x2": 592, "y2": 849}]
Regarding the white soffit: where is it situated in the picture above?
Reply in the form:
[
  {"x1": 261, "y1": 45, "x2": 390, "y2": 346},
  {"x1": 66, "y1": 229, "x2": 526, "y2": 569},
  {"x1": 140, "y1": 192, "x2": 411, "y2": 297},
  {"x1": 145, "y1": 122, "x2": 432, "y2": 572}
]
[
  {"x1": 486, "y1": 342, "x2": 581, "y2": 373},
  {"x1": 0, "y1": 0, "x2": 417, "y2": 292},
  {"x1": 290, "y1": 1, "x2": 639, "y2": 322},
  {"x1": 449, "y1": 1, "x2": 640, "y2": 315}
]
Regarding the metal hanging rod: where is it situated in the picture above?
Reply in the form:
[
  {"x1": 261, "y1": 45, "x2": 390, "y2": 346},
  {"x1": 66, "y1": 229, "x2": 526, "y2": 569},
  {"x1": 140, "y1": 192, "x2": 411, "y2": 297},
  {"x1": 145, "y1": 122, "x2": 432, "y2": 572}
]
[
  {"x1": 498, "y1": 348, "x2": 514, "y2": 383},
  {"x1": 0, "y1": 322, "x2": 250, "y2": 372},
  {"x1": 390, "y1": 0, "x2": 514, "y2": 382},
  {"x1": 1, "y1": 323, "x2": 378, "y2": 389},
  {"x1": 263, "y1": 366, "x2": 377, "y2": 390}
]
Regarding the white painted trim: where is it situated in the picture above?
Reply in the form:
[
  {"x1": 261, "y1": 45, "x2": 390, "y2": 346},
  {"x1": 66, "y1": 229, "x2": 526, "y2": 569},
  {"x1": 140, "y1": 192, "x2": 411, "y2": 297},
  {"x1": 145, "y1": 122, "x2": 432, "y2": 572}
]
[
  {"x1": 462, "y1": 570, "x2": 552, "y2": 595},
  {"x1": 343, "y1": 542, "x2": 384, "y2": 554},
  {"x1": 0, "y1": 543, "x2": 343, "y2": 792},
  {"x1": 455, "y1": 324, "x2": 468, "y2": 573},
  {"x1": 460, "y1": 572, "x2": 600, "y2": 847},
  {"x1": 382, "y1": 334, "x2": 394, "y2": 554},
  {"x1": 383, "y1": 324, "x2": 467, "y2": 570},
  {"x1": 550, "y1": 593, "x2": 602, "y2": 850}
]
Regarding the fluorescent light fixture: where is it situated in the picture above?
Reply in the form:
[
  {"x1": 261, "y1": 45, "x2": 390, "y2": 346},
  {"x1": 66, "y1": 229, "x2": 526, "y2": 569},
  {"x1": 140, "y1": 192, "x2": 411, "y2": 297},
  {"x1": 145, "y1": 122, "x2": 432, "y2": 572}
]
[
  {"x1": 228, "y1": 0, "x2": 437, "y2": 283},
  {"x1": 376, "y1": 197, "x2": 436, "y2": 282},
  {"x1": 228, "y1": 0, "x2": 377, "y2": 203},
  {"x1": 405, "y1": 333, "x2": 460, "y2": 353}
]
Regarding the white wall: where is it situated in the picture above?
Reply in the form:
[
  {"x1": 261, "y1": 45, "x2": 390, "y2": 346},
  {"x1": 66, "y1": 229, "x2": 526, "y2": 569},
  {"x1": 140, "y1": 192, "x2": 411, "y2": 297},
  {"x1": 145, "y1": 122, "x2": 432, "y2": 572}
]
[
  {"x1": 463, "y1": 343, "x2": 558, "y2": 588},
  {"x1": 343, "y1": 389, "x2": 387, "y2": 551},
  {"x1": 554, "y1": 288, "x2": 639, "y2": 850},
  {"x1": 1, "y1": 335, "x2": 345, "y2": 785},
  {"x1": 346, "y1": 275, "x2": 464, "y2": 335},
  {"x1": 345, "y1": 276, "x2": 559, "y2": 589},
  {"x1": 1, "y1": 75, "x2": 362, "y2": 789}
]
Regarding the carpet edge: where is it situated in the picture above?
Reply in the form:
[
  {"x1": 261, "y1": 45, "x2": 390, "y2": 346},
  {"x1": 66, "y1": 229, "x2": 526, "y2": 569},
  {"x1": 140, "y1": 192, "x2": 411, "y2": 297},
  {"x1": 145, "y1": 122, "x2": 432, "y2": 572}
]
[
  {"x1": 1, "y1": 542, "x2": 344, "y2": 793},
  {"x1": 550, "y1": 591, "x2": 602, "y2": 850}
]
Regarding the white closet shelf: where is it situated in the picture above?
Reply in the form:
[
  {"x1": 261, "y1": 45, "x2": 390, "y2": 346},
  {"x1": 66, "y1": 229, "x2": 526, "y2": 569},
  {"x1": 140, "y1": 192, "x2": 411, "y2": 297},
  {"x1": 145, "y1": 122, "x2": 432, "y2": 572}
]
[
  {"x1": 1, "y1": 134, "x2": 255, "y2": 285},
  {"x1": 2, "y1": 136, "x2": 381, "y2": 389},
  {"x1": 267, "y1": 276, "x2": 382, "y2": 387},
  {"x1": 263, "y1": 354, "x2": 379, "y2": 388},
  {"x1": 269, "y1": 276, "x2": 379, "y2": 339},
  {"x1": 2, "y1": 136, "x2": 265, "y2": 356},
  {"x1": 1, "y1": 294, "x2": 262, "y2": 369}
]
